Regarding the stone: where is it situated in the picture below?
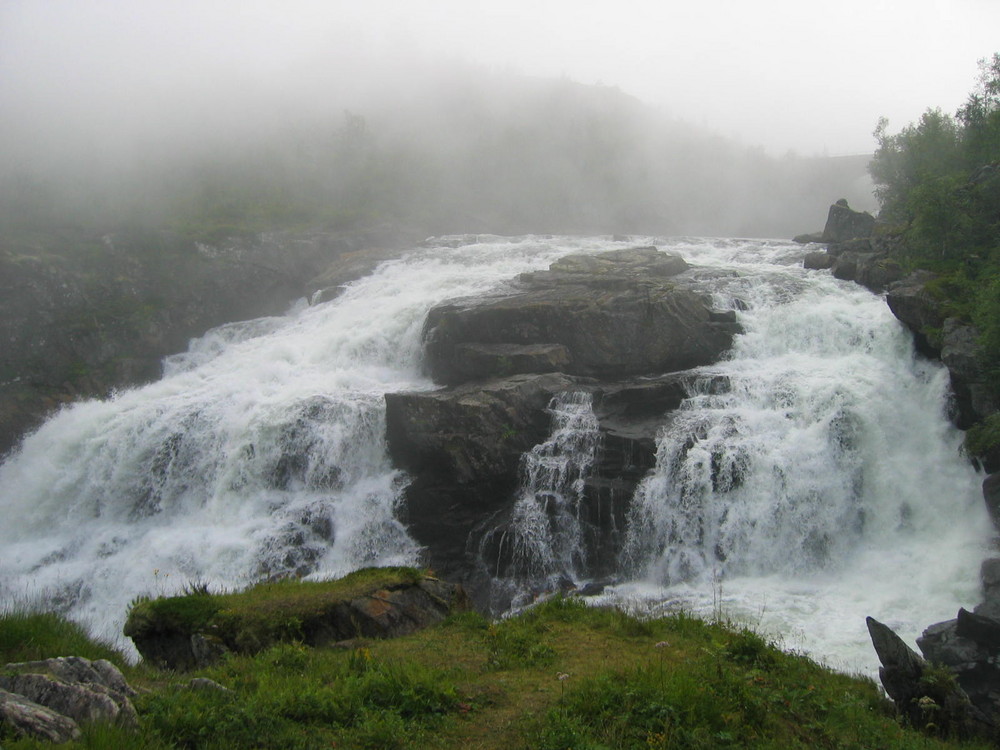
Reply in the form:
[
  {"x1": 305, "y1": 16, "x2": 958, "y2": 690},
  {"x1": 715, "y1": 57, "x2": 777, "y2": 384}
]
[
  {"x1": 803, "y1": 251, "x2": 835, "y2": 270},
  {"x1": 975, "y1": 557, "x2": 1000, "y2": 619},
  {"x1": 423, "y1": 246, "x2": 736, "y2": 385},
  {"x1": 886, "y1": 271, "x2": 946, "y2": 357},
  {"x1": 868, "y1": 616, "x2": 995, "y2": 740},
  {"x1": 984, "y1": 475, "x2": 1000, "y2": 536},
  {"x1": 918, "y1": 611, "x2": 1000, "y2": 723},
  {"x1": 793, "y1": 231, "x2": 825, "y2": 244},
  {"x1": 0, "y1": 689, "x2": 81, "y2": 743},
  {"x1": 941, "y1": 319, "x2": 998, "y2": 428},
  {"x1": 821, "y1": 199, "x2": 876, "y2": 243},
  {"x1": 0, "y1": 657, "x2": 138, "y2": 729}
]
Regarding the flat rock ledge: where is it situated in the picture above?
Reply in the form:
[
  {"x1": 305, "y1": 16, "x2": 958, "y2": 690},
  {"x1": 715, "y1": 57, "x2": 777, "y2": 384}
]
[
  {"x1": 423, "y1": 245, "x2": 738, "y2": 385},
  {"x1": 0, "y1": 656, "x2": 138, "y2": 744},
  {"x1": 124, "y1": 568, "x2": 468, "y2": 671}
]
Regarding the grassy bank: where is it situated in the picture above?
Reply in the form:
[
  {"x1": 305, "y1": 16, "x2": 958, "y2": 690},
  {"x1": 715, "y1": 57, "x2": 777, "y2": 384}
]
[{"x1": 0, "y1": 590, "x2": 989, "y2": 749}]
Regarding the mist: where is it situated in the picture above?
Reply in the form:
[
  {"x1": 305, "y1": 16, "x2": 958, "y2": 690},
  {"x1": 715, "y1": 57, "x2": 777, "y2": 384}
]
[{"x1": 11, "y1": 0, "x2": 990, "y2": 238}]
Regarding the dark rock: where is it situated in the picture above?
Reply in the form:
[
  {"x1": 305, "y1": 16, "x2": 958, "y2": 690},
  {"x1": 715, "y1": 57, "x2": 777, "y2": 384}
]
[
  {"x1": 983, "y1": 475, "x2": 1000, "y2": 535},
  {"x1": 868, "y1": 616, "x2": 995, "y2": 740},
  {"x1": 831, "y1": 251, "x2": 861, "y2": 282},
  {"x1": 886, "y1": 271, "x2": 946, "y2": 357},
  {"x1": 854, "y1": 253, "x2": 905, "y2": 292},
  {"x1": 0, "y1": 689, "x2": 81, "y2": 743},
  {"x1": 976, "y1": 557, "x2": 1000, "y2": 619},
  {"x1": 803, "y1": 251, "x2": 835, "y2": 270},
  {"x1": 941, "y1": 319, "x2": 999, "y2": 428},
  {"x1": 821, "y1": 199, "x2": 876, "y2": 243},
  {"x1": 424, "y1": 247, "x2": 735, "y2": 385},
  {"x1": 918, "y1": 611, "x2": 1000, "y2": 723},
  {"x1": 448, "y1": 343, "x2": 572, "y2": 382},
  {"x1": 793, "y1": 231, "x2": 825, "y2": 244}
]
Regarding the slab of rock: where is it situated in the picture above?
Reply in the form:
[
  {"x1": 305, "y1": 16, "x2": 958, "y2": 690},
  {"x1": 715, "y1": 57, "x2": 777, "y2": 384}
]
[
  {"x1": 422, "y1": 246, "x2": 736, "y2": 385},
  {"x1": 868, "y1": 616, "x2": 995, "y2": 740},
  {"x1": 886, "y1": 271, "x2": 946, "y2": 357},
  {"x1": 0, "y1": 689, "x2": 81, "y2": 743}
]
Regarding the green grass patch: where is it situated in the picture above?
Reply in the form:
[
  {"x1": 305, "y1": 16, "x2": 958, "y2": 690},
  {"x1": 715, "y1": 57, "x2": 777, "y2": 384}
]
[
  {"x1": 0, "y1": 610, "x2": 126, "y2": 665},
  {"x1": 2, "y1": 593, "x2": 992, "y2": 749}
]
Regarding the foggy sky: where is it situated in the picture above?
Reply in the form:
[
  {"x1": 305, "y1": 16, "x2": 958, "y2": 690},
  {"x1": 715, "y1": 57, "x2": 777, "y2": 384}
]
[{"x1": 2, "y1": 0, "x2": 998, "y2": 159}]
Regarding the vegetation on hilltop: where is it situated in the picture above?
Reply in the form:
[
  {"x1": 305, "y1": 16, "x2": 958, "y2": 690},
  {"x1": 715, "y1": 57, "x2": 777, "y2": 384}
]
[
  {"x1": 868, "y1": 54, "x2": 1000, "y2": 388},
  {"x1": 1, "y1": 585, "x2": 990, "y2": 749}
]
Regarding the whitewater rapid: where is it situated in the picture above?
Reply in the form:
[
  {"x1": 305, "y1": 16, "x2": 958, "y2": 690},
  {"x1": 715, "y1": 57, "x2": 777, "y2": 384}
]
[{"x1": 0, "y1": 235, "x2": 990, "y2": 674}]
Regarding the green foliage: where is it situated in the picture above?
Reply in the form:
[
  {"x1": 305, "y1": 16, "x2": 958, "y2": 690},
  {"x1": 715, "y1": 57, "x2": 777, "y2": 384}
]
[
  {"x1": 0, "y1": 609, "x2": 126, "y2": 665},
  {"x1": 964, "y1": 412, "x2": 1000, "y2": 459},
  {"x1": 870, "y1": 53, "x2": 1000, "y2": 397}
]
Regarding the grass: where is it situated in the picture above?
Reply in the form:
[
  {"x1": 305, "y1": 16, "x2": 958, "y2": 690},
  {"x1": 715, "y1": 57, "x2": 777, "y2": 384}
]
[{"x1": 1, "y1": 587, "x2": 993, "y2": 749}]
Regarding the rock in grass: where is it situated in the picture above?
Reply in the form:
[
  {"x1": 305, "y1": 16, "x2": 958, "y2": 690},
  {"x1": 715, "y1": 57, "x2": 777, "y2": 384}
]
[
  {"x1": 124, "y1": 567, "x2": 468, "y2": 670},
  {"x1": 0, "y1": 688, "x2": 81, "y2": 743}
]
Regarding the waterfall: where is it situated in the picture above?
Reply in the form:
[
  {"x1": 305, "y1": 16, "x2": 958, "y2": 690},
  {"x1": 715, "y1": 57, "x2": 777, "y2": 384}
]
[
  {"x1": 0, "y1": 235, "x2": 596, "y2": 657},
  {"x1": 601, "y1": 238, "x2": 991, "y2": 672},
  {"x1": 478, "y1": 391, "x2": 601, "y2": 608},
  {"x1": 0, "y1": 234, "x2": 990, "y2": 673}
]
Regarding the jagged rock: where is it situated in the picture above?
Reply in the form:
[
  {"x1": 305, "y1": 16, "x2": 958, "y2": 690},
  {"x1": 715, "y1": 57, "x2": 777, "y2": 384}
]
[
  {"x1": 831, "y1": 251, "x2": 861, "y2": 282},
  {"x1": 918, "y1": 609, "x2": 1000, "y2": 722},
  {"x1": 854, "y1": 253, "x2": 905, "y2": 292},
  {"x1": 867, "y1": 616, "x2": 995, "y2": 740},
  {"x1": 0, "y1": 689, "x2": 81, "y2": 743},
  {"x1": 821, "y1": 199, "x2": 876, "y2": 243},
  {"x1": 0, "y1": 657, "x2": 138, "y2": 729},
  {"x1": 886, "y1": 271, "x2": 946, "y2": 357},
  {"x1": 423, "y1": 246, "x2": 736, "y2": 385}
]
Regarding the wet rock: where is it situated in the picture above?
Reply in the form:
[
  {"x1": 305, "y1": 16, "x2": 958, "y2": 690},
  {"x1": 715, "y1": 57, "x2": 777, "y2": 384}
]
[
  {"x1": 867, "y1": 616, "x2": 995, "y2": 740},
  {"x1": 886, "y1": 271, "x2": 946, "y2": 357},
  {"x1": 941, "y1": 319, "x2": 999, "y2": 428},
  {"x1": 423, "y1": 246, "x2": 736, "y2": 385},
  {"x1": 793, "y1": 231, "x2": 825, "y2": 244},
  {"x1": 803, "y1": 251, "x2": 835, "y2": 270},
  {"x1": 975, "y1": 557, "x2": 1000, "y2": 619},
  {"x1": 821, "y1": 199, "x2": 875, "y2": 243}
]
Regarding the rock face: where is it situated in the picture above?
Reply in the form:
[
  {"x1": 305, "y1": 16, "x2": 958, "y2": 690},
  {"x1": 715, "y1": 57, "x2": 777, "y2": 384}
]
[
  {"x1": 423, "y1": 246, "x2": 737, "y2": 384},
  {"x1": 867, "y1": 616, "x2": 996, "y2": 740},
  {"x1": 0, "y1": 656, "x2": 138, "y2": 743},
  {"x1": 388, "y1": 246, "x2": 739, "y2": 604}
]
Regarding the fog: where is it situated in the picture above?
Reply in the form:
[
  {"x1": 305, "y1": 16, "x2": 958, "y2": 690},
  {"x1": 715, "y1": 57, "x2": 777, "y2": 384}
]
[{"x1": 2, "y1": 0, "x2": 996, "y2": 237}]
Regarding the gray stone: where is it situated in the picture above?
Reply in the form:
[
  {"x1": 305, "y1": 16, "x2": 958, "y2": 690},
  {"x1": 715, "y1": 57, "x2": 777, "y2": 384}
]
[
  {"x1": 821, "y1": 199, "x2": 876, "y2": 243},
  {"x1": 803, "y1": 251, "x2": 835, "y2": 270},
  {"x1": 0, "y1": 689, "x2": 81, "y2": 744},
  {"x1": 886, "y1": 271, "x2": 946, "y2": 357}
]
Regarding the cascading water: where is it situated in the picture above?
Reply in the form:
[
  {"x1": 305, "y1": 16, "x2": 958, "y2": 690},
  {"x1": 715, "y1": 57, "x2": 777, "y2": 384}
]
[
  {"x1": 478, "y1": 391, "x2": 601, "y2": 608},
  {"x1": 600, "y1": 238, "x2": 992, "y2": 673},
  {"x1": 0, "y1": 234, "x2": 990, "y2": 675},
  {"x1": 0, "y1": 235, "x2": 600, "y2": 657}
]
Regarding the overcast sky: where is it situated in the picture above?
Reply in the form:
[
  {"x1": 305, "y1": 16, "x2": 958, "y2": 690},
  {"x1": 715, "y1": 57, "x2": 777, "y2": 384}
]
[{"x1": 2, "y1": 0, "x2": 998, "y2": 157}]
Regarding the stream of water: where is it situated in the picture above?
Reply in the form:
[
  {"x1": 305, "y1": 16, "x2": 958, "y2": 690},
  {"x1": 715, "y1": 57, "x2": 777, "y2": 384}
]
[{"x1": 0, "y1": 235, "x2": 989, "y2": 672}]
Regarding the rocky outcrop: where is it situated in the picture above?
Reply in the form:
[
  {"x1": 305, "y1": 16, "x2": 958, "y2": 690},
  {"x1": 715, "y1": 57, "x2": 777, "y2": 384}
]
[
  {"x1": 822, "y1": 199, "x2": 876, "y2": 243},
  {"x1": 387, "y1": 246, "x2": 738, "y2": 601},
  {"x1": 0, "y1": 656, "x2": 138, "y2": 742},
  {"x1": 0, "y1": 227, "x2": 414, "y2": 457},
  {"x1": 867, "y1": 616, "x2": 996, "y2": 740},
  {"x1": 125, "y1": 569, "x2": 468, "y2": 670},
  {"x1": 423, "y1": 246, "x2": 737, "y2": 384}
]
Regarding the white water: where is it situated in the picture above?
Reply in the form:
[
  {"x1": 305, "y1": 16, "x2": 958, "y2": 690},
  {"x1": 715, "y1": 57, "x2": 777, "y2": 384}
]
[
  {"x1": 479, "y1": 391, "x2": 601, "y2": 606},
  {"x1": 0, "y1": 234, "x2": 990, "y2": 674},
  {"x1": 595, "y1": 238, "x2": 992, "y2": 674}
]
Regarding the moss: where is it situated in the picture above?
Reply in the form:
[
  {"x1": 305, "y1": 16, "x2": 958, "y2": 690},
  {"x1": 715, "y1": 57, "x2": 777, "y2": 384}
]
[{"x1": 964, "y1": 413, "x2": 1000, "y2": 458}]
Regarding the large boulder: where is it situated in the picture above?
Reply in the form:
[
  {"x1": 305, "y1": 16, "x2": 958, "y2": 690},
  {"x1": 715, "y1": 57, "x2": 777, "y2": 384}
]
[
  {"x1": 821, "y1": 199, "x2": 876, "y2": 243},
  {"x1": 941, "y1": 319, "x2": 999, "y2": 428},
  {"x1": 0, "y1": 689, "x2": 81, "y2": 743},
  {"x1": 422, "y1": 246, "x2": 737, "y2": 385}
]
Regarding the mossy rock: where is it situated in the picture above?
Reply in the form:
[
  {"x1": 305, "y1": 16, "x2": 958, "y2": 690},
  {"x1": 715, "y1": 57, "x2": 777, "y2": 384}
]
[{"x1": 124, "y1": 567, "x2": 467, "y2": 670}]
